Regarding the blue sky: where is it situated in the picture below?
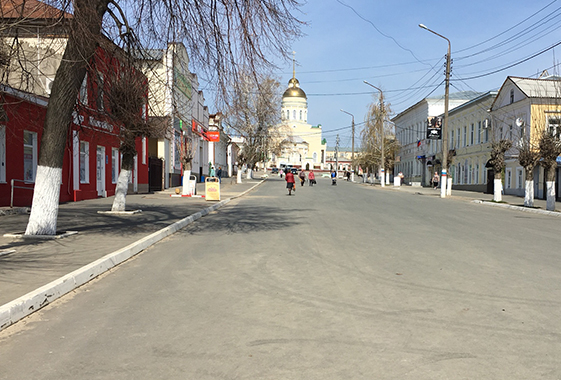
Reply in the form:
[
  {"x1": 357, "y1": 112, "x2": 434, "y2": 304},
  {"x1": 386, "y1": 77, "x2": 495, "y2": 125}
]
[{"x1": 270, "y1": 0, "x2": 561, "y2": 148}]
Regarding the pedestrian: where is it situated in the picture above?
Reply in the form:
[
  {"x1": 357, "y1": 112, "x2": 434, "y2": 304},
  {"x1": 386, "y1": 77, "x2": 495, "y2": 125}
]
[
  {"x1": 299, "y1": 169, "x2": 306, "y2": 186},
  {"x1": 285, "y1": 169, "x2": 296, "y2": 195},
  {"x1": 398, "y1": 172, "x2": 404, "y2": 186},
  {"x1": 331, "y1": 170, "x2": 337, "y2": 186},
  {"x1": 217, "y1": 166, "x2": 222, "y2": 183},
  {"x1": 346, "y1": 171, "x2": 351, "y2": 181},
  {"x1": 308, "y1": 170, "x2": 316, "y2": 186},
  {"x1": 432, "y1": 171, "x2": 439, "y2": 189},
  {"x1": 210, "y1": 165, "x2": 216, "y2": 177}
]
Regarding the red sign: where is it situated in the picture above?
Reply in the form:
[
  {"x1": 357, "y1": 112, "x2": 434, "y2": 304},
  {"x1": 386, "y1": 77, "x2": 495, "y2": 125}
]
[
  {"x1": 192, "y1": 119, "x2": 207, "y2": 138},
  {"x1": 207, "y1": 131, "x2": 220, "y2": 142}
]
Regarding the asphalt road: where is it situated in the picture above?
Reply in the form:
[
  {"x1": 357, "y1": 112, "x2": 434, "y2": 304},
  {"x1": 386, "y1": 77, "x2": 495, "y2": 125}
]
[{"x1": 2, "y1": 177, "x2": 561, "y2": 379}]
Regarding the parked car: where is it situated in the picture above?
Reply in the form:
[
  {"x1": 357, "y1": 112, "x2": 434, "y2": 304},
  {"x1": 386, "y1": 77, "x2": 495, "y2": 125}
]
[
  {"x1": 290, "y1": 168, "x2": 298, "y2": 174},
  {"x1": 271, "y1": 167, "x2": 279, "y2": 174}
]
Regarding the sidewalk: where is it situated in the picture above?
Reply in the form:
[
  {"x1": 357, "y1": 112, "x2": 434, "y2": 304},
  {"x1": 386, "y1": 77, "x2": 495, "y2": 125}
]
[
  {"x1": 0, "y1": 178, "x2": 263, "y2": 330},
  {"x1": 359, "y1": 180, "x2": 560, "y2": 215}
]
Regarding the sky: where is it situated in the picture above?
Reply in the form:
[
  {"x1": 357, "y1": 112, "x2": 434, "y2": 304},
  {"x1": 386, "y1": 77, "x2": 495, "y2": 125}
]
[{"x1": 268, "y1": 0, "x2": 561, "y2": 149}]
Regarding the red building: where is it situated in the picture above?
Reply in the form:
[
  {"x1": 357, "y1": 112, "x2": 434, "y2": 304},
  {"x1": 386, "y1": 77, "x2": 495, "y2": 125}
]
[{"x1": 0, "y1": 46, "x2": 149, "y2": 207}]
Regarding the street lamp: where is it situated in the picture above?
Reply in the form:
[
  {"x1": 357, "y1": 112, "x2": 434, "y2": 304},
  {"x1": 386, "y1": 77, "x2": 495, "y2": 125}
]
[
  {"x1": 340, "y1": 109, "x2": 355, "y2": 181},
  {"x1": 419, "y1": 23, "x2": 451, "y2": 198},
  {"x1": 363, "y1": 81, "x2": 386, "y2": 187}
]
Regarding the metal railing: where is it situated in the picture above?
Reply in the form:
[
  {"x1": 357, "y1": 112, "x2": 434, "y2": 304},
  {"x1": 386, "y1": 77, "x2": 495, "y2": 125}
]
[{"x1": 10, "y1": 179, "x2": 34, "y2": 208}]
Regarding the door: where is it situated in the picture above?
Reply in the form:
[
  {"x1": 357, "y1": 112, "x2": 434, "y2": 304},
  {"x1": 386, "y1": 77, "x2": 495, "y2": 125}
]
[{"x1": 96, "y1": 146, "x2": 105, "y2": 197}]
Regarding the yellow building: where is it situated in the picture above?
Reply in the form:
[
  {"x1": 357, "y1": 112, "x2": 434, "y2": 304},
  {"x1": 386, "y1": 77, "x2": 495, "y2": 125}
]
[
  {"x1": 490, "y1": 75, "x2": 561, "y2": 200},
  {"x1": 270, "y1": 67, "x2": 325, "y2": 170}
]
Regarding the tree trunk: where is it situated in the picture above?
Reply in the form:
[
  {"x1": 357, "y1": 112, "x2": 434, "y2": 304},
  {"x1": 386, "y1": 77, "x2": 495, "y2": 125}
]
[
  {"x1": 493, "y1": 172, "x2": 502, "y2": 202},
  {"x1": 237, "y1": 168, "x2": 243, "y2": 184},
  {"x1": 111, "y1": 152, "x2": 134, "y2": 212},
  {"x1": 24, "y1": 0, "x2": 110, "y2": 235},
  {"x1": 247, "y1": 168, "x2": 253, "y2": 179},
  {"x1": 546, "y1": 168, "x2": 556, "y2": 211},
  {"x1": 524, "y1": 180, "x2": 534, "y2": 207}
]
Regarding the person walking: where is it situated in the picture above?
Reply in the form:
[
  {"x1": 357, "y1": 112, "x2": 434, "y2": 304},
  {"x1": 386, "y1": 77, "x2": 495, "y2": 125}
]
[
  {"x1": 210, "y1": 166, "x2": 216, "y2": 177},
  {"x1": 217, "y1": 166, "x2": 222, "y2": 183},
  {"x1": 432, "y1": 171, "x2": 439, "y2": 189},
  {"x1": 331, "y1": 170, "x2": 337, "y2": 185},
  {"x1": 298, "y1": 169, "x2": 306, "y2": 186},
  {"x1": 285, "y1": 169, "x2": 296, "y2": 195},
  {"x1": 308, "y1": 170, "x2": 316, "y2": 186}
]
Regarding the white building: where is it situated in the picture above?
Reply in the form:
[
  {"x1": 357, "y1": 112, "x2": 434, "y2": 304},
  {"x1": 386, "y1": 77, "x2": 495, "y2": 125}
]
[{"x1": 393, "y1": 92, "x2": 480, "y2": 186}]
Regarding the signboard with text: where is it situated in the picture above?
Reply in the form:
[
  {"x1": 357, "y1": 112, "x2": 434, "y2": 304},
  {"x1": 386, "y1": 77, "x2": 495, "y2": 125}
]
[{"x1": 426, "y1": 116, "x2": 442, "y2": 140}]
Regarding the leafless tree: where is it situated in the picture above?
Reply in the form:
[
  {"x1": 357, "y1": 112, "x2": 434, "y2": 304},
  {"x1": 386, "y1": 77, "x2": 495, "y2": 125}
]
[
  {"x1": 361, "y1": 93, "x2": 393, "y2": 182},
  {"x1": 517, "y1": 138, "x2": 540, "y2": 207},
  {"x1": 226, "y1": 71, "x2": 283, "y2": 179},
  {"x1": 538, "y1": 128, "x2": 561, "y2": 210},
  {"x1": 1, "y1": 0, "x2": 303, "y2": 235},
  {"x1": 488, "y1": 139, "x2": 512, "y2": 202}
]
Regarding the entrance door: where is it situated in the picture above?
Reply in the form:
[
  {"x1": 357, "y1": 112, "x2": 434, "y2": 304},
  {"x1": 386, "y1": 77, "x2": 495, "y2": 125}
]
[{"x1": 96, "y1": 146, "x2": 105, "y2": 197}]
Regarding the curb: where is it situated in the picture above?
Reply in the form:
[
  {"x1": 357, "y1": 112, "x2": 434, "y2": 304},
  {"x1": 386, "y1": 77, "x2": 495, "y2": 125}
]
[
  {"x1": 472, "y1": 199, "x2": 561, "y2": 217},
  {"x1": 0, "y1": 180, "x2": 264, "y2": 332}
]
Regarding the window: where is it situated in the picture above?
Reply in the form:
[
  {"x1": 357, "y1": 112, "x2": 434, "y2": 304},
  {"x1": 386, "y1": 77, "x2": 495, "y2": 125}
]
[
  {"x1": 484, "y1": 125, "x2": 489, "y2": 142},
  {"x1": 142, "y1": 137, "x2": 146, "y2": 165},
  {"x1": 79, "y1": 74, "x2": 88, "y2": 105},
  {"x1": 463, "y1": 126, "x2": 467, "y2": 147},
  {"x1": 470, "y1": 124, "x2": 474, "y2": 145},
  {"x1": 516, "y1": 167, "x2": 523, "y2": 189},
  {"x1": 299, "y1": 110, "x2": 302, "y2": 120},
  {"x1": 510, "y1": 89, "x2": 514, "y2": 104},
  {"x1": 475, "y1": 163, "x2": 480, "y2": 184},
  {"x1": 548, "y1": 116, "x2": 561, "y2": 139},
  {"x1": 80, "y1": 141, "x2": 89, "y2": 183},
  {"x1": 293, "y1": 110, "x2": 296, "y2": 120},
  {"x1": 509, "y1": 125, "x2": 513, "y2": 141},
  {"x1": 450, "y1": 130, "x2": 454, "y2": 148},
  {"x1": 505, "y1": 168, "x2": 512, "y2": 189},
  {"x1": 112, "y1": 148, "x2": 119, "y2": 183},
  {"x1": 313, "y1": 152, "x2": 317, "y2": 163},
  {"x1": 457, "y1": 128, "x2": 460, "y2": 148},
  {"x1": 23, "y1": 131, "x2": 37, "y2": 182},
  {"x1": 286, "y1": 110, "x2": 289, "y2": 120},
  {"x1": 477, "y1": 121, "x2": 481, "y2": 144}
]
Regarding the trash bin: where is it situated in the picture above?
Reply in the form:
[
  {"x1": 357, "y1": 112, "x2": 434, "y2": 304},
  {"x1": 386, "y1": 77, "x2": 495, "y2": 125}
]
[
  {"x1": 189, "y1": 175, "x2": 197, "y2": 195},
  {"x1": 205, "y1": 176, "x2": 220, "y2": 201}
]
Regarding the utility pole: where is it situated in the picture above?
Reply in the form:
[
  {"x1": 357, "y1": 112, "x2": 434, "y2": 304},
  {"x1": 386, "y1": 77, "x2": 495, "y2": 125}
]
[
  {"x1": 363, "y1": 81, "x2": 386, "y2": 187},
  {"x1": 419, "y1": 24, "x2": 451, "y2": 198},
  {"x1": 335, "y1": 134, "x2": 340, "y2": 173},
  {"x1": 340, "y1": 109, "x2": 355, "y2": 181}
]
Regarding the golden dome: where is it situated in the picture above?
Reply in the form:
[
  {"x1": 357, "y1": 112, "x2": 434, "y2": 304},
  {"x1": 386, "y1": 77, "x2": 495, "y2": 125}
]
[{"x1": 283, "y1": 77, "x2": 307, "y2": 99}]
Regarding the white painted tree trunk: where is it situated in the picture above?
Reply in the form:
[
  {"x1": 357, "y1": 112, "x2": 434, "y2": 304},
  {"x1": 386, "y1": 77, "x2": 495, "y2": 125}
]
[
  {"x1": 111, "y1": 168, "x2": 131, "y2": 212},
  {"x1": 493, "y1": 178, "x2": 502, "y2": 202},
  {"x1": 546, "y1": 181, "x2": 556, "y2": 211},
  {"x1": 247, "y1": 168, "x2": 253, "y2": 179},
  {"x1": 237, "y1": 169, "x2": 243, "y2": 184},
  {"x1": 447, "y1": 177, "x2": 452, "y2": 196},
  {"x1": 182, "y1": 169, "x2": 192, "y2": 195},
  {"x1": 25, "y1": 166, "x2": 62, "y2": 235},
  {"x1": 524, "y1": 180, "x2": 534, "y2": 207}
]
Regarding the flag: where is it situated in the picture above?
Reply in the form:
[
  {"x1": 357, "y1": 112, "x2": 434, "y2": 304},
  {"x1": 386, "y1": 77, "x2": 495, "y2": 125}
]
[{"x1": 417, "y1": 139, "x2": 421, "y2": 147}]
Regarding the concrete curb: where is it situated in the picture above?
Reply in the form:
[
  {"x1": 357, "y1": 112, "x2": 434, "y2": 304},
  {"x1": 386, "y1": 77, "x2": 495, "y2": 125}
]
[
  {"x1": 0, "y1": 180, "x2": 264, "y2": 332},
  {"x1": 472, "y1": 199, "x2": 561, "y2": 217}
]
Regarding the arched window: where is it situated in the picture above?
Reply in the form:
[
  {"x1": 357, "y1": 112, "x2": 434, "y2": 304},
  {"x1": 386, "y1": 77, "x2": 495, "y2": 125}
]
[
  {"x1": 313, "y1": 152, "x2": 317, "y2": 163},
  {"x1": 293, "y1": 110, "x2": 296, "y2": 120},
  {"x1": 299, "y1": 110, "x2": 302, "y2": 120},
  {"x1": 286, "y1": 110, "x2": 290, "y2": 119}
]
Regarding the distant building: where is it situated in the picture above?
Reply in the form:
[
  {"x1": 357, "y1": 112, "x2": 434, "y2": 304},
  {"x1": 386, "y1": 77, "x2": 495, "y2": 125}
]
[
  {"x1": 393, "y1": 92, "x2": 482, "y2": 186},
  {"x1": 270, "y1": 63, "x2": 326, "y2": 170},
  {"x1": 325, "y1": 146, "x2": 353, "y2": 172}
]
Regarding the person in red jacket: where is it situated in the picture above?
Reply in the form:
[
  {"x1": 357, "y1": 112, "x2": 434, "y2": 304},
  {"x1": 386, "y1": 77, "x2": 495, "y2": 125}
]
[
  {"x1": 308, "y1": 170, "x2": 316, "y2": 186},
  {"x1": 285, "y1": 169, "x2": 296, "y2": 195}
]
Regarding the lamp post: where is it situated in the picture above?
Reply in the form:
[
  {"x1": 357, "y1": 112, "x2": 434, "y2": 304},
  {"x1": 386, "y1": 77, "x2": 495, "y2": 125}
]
[
  {"x1": 340, "y1": 109, "x2": 355, "y2": 181},
  {"x1": 363, "y1": 81, "x2": 386, "y2": 187},
  {"x1": 419, "y1": 23, "x2": 451, "y2": 198}
]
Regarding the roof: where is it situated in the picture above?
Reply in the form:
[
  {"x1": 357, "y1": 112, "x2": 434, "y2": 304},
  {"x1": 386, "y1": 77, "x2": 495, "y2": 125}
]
[
  {"x1": 1, "y1": 0, "x2": 71, "y2": 19},
  {"x1": 510, "y1": 76, "x2": 561, "y2": 98},
  {"x1": 283, "y1": 77, "x2": 307, "y2": 99}
]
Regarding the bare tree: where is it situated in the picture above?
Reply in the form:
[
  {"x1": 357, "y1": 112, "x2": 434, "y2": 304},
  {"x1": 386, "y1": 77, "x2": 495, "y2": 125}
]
[
  {"x1": 226, "y1": 71, "x2": 282, "y2": 179},
  {"x1": 488, "y1": 139, "x2": 512, "y2": 202},
  {"x1": 517, "y1": 138, "x2": 540, "y2": 207},
  {"x1": 361, "y1": 94, "x2": 392, "y2": 183},
  {"x1": 538, "y1": 128, "x2": 561, "y2": 210},
  {"x1": 1, "y1": 0, "x2": 303, "y2": 235}
]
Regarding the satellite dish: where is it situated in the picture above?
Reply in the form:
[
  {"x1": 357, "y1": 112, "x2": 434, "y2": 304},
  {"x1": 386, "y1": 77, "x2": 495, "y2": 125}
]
[{"x1": 515, "y1": 118, "x2": 524, "y2": 127}]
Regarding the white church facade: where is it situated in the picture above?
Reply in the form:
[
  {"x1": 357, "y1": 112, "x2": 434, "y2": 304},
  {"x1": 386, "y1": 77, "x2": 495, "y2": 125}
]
[{"x1": 270, "y1": 69, "x2": 326, "y2": 170}]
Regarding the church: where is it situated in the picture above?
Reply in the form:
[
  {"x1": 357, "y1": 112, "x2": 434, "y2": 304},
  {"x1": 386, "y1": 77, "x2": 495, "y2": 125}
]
[{"x1": 270, "y1": 64, "x2": 326, "y2": 170}]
